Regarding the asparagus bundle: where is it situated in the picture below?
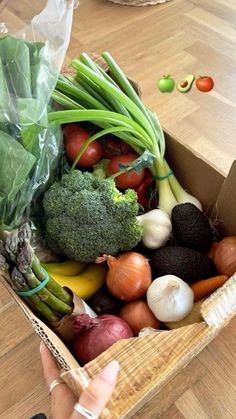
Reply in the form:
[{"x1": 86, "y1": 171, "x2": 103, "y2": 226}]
[{"x1": 0, "y1": 223, "x2": 73, "y2": 324}]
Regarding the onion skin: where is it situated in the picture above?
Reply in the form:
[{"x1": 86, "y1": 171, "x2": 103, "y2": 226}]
[
  {"x1": 213, "y1": 237, "x2": 236, "y2": 277},
  {"x1": 207, "y1": 241, "x2": 219, "y2": 260},
  {"x1": 106, "y1": 252, "x2": 152, "y2": 301},
  {"x1": 119, "y1": 300, "x2": 160, "y2": 335},
  {"x1": 73, "y1": 314, "x2": 133, "y2": 364}
]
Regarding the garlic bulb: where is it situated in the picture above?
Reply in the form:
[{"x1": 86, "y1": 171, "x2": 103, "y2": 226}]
[
  {"x1": 137, "y1": 209, "x2": 172, "y2": 249},
  {"x1": 147, "y1": 275, "x2": 194, "y2": 322}
]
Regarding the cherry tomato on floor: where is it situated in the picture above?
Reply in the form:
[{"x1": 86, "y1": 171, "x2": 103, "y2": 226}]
[
  {"x1": 102, "y1": 137, "x2": 133, "y2": 159},
  {"x1": 107, "y1": 153, "x2": 145, "y2": 189},
  {"x1": 195, "y1": 76, "x2": 214, "y2": 92},
  {"x1": 65, "y1": 127, "x2": 103, "y2": 167}
]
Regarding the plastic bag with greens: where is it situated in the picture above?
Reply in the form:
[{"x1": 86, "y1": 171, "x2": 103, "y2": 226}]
[{"x1": 0, "y1": 0, "x2": 75, "y2": 230}]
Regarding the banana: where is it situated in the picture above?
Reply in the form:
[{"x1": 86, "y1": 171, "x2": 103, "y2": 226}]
[
  {"x1": 49, "y1": 263, "x2": 107, "y2": 300},
  {"x1": 42, "y1": 260, "x2": 86, "y2": 276}
]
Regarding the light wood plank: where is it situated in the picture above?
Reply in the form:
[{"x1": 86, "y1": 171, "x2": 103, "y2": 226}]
[
  {"x1": 133, "y1": 358, "x2": 206, "y2": 419},
  {"x1": 0, "y1": 303, "x2": 32, "y2": 358},
  {"x1": 175, "y1": 389, "x2": 210, "y2": 419}
]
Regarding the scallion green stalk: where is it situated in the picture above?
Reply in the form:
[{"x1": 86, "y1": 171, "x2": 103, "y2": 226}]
[
  {"x1": 51, "y1": 53, "x2": 202, "y2": 215},
  {"x1": 48, "y1": 109, "x2": 152, "y2": 147},
  {"x1": 71, "y1": 60, "x2": 158, "y2": 147}
]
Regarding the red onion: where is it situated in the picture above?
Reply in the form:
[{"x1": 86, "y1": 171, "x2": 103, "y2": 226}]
[{"x1": 73, "y1": 314, "x2": 133, "y2": 364}]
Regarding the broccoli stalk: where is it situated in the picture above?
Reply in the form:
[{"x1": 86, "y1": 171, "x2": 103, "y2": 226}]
[{"x1": 43, "y1": 170, "x2": 143, "y2": 262}]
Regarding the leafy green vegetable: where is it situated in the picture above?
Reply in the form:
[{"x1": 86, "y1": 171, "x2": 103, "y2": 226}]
[
  {"x1": 0, "y1": 58, "x2": 11, "y2": 117},
  {"x1": 0, "y1": 36, "x2": 62, "y2": 230},
  {"x1": 0, "y1": 36, "x2": 32, "y2": 99},
  {"x1": 0, "y1": 130, "x2": 36, "y2": 201}
]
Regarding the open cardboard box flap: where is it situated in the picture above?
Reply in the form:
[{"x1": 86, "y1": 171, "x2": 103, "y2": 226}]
[
  {"x1": 211, "y1": 161, "x2": 236, "y2": 236},
  {"x1": 165, "y1": 131, "x2": 224, "y2": 211},
  {"x1": 165, "y1": 131, "x2": 236, "y2": 236}
]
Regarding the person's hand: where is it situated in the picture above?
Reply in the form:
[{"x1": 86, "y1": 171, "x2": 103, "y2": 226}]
[{"x1": 40, "y1": 342, "x2": 119, "y2": 419}]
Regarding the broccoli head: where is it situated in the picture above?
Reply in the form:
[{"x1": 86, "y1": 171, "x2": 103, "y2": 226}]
[{"x1": 43, "y1": 170, "x2": 143, "y2": 262}]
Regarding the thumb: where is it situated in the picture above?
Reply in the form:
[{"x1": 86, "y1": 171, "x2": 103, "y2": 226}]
[
  {"x1": 72, "y1": 360, "x2": 119, "y2": 418},
  {"x1": 40, "y1": 341, "x2": 60, "y2": 386}
]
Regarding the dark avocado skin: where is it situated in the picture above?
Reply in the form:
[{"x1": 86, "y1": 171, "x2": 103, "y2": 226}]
[
  {"x1": 151, "y1": 246, "x2": 216, "y2": 283},
  {"x1": 171, "y1": 203, "x2": 213, "y2": 251}
]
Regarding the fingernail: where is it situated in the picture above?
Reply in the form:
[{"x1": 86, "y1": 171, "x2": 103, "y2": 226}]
[
  {"x1": 99, "y1": 360, "x2": 119, "y2": 384},
  {"x1": 40, "y1": 341, "x2": 45, "y2": 353}
]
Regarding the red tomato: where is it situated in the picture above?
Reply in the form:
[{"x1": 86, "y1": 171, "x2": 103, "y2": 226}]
[
  {"x1": 107, "y1": 154, "x2": 145, "y2": 189},
  {"x1": 195, "y1": 76, "x2": 214, "y2": 92},
  {"x1": 133, "y1": 170, "x2": 156, "y2": 209},
  {"x1": 65, "y1": 128, "x2": 103, "y2": 167},
  {"x1": 102, "y1": 137, "x2": 133, "y2": 159},
  {"x1": 63, "y1": 123, "x2": 81, "y2": 138}
]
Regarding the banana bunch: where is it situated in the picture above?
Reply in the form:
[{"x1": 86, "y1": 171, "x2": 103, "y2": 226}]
[{"x1": 43, "y1": 260, "x2": 107, "y2": 300}]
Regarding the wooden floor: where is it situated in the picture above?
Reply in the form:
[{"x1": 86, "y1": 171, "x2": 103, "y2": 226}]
[{"x1": 1, "y1": 0, "x2": 236, "y2": 418}]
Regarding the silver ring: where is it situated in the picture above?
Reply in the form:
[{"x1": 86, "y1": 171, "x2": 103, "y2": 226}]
[
  {"x1": 74, "y1": 402, "x2": 97, "y2": 419},
  {"x1": 49, "y1": 378, "x2": 64, "y2": 394}
]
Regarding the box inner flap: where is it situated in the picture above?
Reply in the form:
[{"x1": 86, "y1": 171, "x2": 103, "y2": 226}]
[
  {"x1": 165, "y1": 132, "x2": 225, "y2": 213},
  {"x1": 211, "y1": 161, "x2": 236, "y2": 236}
]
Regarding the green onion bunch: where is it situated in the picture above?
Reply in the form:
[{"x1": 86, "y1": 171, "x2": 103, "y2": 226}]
[{"x1": 49, "y1": 52, "x2": 201, "y2": 215}]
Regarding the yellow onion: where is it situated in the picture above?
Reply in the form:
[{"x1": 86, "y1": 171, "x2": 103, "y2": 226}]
[
  {"x1": 119, "y1": 299, "x2": 160, "y2": 335},
  {"x1": 214, "y1": 236, "x2": 236, "y2": 277},
  {"x1": 104, "y1": 252, "x2": 152, "y2": 301}
]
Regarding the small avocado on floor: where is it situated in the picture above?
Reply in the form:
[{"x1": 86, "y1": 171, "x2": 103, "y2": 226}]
[{"x1": 177, "y1": 74, "x2": 195, "y2": 93}]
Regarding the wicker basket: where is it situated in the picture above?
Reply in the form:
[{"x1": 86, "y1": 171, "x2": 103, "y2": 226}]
[
  {"x1": 2, "y1": 131, "x2": 236, "y2": 418},
  {"x1": 108, "y1": 0, "x2": 172, "y2": 7}
]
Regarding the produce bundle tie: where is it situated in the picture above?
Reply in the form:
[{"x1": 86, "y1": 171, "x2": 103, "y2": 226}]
[
  {"x1": 16, "y1": 268, "x2": 49, "y2": 297},
  {"x1": 154, "y1": 171, "x2": 173, "y2": 181}
]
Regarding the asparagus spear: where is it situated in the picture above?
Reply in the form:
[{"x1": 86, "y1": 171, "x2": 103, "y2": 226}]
[
  {"x1": 19, "y1": 224, "x2": 72, "y2": 304},
  {"x1": 2, "y1": 224, "x2": 74, "y2": 320},
  {"x1": 0, "y1": 254, "x2": 11, "y2": 281},
  {"x1": 0, "y1": 253, "x2": 62, "y2": 323},
  {"x1": 0, "y1": 257, "x2": 57, "y2": 323},
  {"x1": 5, "y1": 224, "x2": 73, "y2": 307},
  {"x1": 17, "y1": 242, "x2": 73, "y2": 311},
  {"x1": 19, "y1": 265, "x2": 72, "y2": 315},
  {"x1": 17, "y1": 242, "x2": 72, "y2": 305},
  {"x1": 0, "y1": 240, "x2": 8, "y2": 257},
  {"x1": 18, "y1": 222, "x2": 31, "y2": 244},
  {"x1": 11, "y1": 267, "x2": 60, "y2": 323},
  {"x1": 4, "y1": 230, "x2": 19, "y2": 262}
]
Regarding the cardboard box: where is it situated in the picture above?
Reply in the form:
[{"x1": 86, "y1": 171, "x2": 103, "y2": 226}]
[{"x1": 1, "y1": 131, "x2": 236, "y2": 418}]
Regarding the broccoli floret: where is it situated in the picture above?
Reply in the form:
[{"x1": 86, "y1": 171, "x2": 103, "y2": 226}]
[{"x1": 43, "y1": 170, "x2": 143, "y2": 262}]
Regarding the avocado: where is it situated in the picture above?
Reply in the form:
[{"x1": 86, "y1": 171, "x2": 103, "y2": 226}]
[
  {"x1": 151, "y1": 246, "x2": 216, "y2": 284},
  {"x1": 171, "y1": 203, "x2": 213, "y2": 251},
  {"x1": 177, "y1": 74, "x2": 195, "y2": 93}
]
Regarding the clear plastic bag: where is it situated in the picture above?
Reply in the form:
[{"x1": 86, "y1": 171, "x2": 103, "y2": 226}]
[{"x1": 0, "y1": 0, "x2": 76, "y2": 230}]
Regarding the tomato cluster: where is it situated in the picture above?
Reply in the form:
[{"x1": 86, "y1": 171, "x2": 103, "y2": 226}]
[{"x1": 63, "y1": 123, "x2": 156, "y2": 209}]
